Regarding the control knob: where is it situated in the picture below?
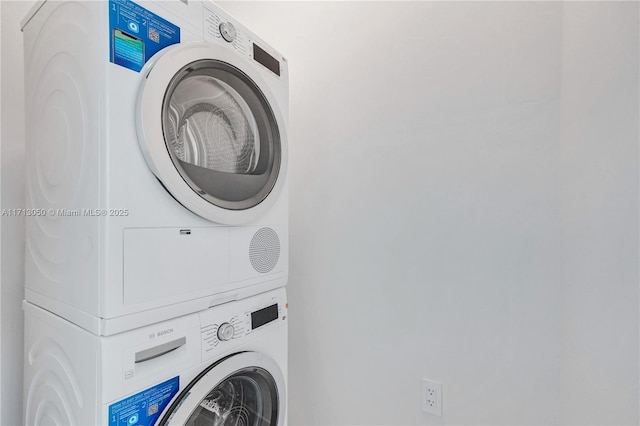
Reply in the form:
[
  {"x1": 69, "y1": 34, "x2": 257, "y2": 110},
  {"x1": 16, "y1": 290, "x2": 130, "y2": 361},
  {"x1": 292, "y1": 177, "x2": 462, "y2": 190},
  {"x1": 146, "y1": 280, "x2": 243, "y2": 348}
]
[
  {"x1": 219, "y1": 22, "x2": 237, "y2": 43},
  {"x1": 217, "y1": 322, "x2": 235, "y2": 341}
]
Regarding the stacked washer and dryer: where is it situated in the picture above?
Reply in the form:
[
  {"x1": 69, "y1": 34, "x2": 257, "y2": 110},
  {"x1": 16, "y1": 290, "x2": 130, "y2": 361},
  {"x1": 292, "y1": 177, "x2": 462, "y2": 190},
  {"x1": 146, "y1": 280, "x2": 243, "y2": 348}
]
[{"x1": 21, "y1": 0, "x2": 289, "y2": 424}]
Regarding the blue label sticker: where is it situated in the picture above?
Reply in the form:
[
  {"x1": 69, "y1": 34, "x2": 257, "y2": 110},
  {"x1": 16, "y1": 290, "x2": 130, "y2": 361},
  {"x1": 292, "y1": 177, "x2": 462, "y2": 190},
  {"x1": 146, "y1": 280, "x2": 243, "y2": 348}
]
[
  {"x1": 108, "y1": 376, "x2": 179, "y2": 426},
  {"x1": 109, "y1": 0, "x2": 180, "y2": 72}
]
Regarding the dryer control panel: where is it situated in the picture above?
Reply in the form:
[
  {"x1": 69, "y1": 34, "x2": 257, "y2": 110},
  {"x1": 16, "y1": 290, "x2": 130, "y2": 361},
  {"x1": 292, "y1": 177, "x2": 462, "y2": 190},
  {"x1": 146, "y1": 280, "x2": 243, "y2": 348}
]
[
  {"x1": 199, "y1": 287, "x2": 287, "y2": 361},
  {"x1": 204, "y1": 6, "x2": 251, "y2": 58},
  {"x1": 203, "y1": 3, "x2": 283, "y2": 77}
]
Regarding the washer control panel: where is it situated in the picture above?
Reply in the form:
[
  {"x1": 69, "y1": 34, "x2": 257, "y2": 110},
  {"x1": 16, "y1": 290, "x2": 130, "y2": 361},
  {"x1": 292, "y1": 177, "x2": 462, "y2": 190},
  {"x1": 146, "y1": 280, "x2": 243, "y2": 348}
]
[
  {"x1": 217, "y1": 322, "x2": 235, "y2": 340},
  {"x1": 199, "y1": 288, "x2": 287, "y2": 361}
]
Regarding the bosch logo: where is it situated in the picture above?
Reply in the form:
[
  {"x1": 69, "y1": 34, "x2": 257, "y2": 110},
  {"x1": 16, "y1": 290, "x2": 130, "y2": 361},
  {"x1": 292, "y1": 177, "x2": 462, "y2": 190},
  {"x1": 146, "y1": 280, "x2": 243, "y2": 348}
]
[{"x1": 157, "y1": 328, "x2": 174, "y2": 336}]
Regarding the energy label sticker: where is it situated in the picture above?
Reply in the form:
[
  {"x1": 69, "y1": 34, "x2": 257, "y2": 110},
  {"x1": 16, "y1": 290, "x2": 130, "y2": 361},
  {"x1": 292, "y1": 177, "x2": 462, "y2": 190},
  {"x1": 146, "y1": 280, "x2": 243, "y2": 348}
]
[
  {"x1": 109, "y1": 0, "x2": 180, "y2": 72},
  {"x1": 108, "y1": 376, "x2": 179, "y2": 426}
]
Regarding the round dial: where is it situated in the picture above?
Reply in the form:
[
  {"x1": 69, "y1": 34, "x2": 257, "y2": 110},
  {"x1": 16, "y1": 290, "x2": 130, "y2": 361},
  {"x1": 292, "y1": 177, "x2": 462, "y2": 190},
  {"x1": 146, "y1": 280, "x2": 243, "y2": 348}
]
[
  {"x1": 217, "y1": 322, "x2": 235, "y2": 341},
  {"x1": 219, "y1": 22, "x2": 237, "y2": 43}
]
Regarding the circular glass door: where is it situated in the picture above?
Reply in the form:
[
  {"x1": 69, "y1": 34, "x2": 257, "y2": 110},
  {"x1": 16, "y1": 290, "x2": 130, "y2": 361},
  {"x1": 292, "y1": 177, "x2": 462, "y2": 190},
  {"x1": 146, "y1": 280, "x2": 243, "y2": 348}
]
[
  {"x1": 136, "y1": 42, "x2": 288, "y2": 224},
  {"x1": 163, "y1": 60, "x2": 281, "y2": 211},
  {"x1": 159, "y1": 352, "x2": 285, "y2": 426},
  {"x1": 183, "y1": 367, "x2": 277, "y2": 425}
]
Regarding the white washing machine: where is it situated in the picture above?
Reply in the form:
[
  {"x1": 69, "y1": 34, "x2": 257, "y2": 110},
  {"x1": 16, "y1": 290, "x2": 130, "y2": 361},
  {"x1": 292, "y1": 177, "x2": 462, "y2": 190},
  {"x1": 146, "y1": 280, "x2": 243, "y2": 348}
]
[
  {"x1": 24, "y1": 287, "x2": 288, "y2": 425},
  {"x1": 21, "y1": 0, "x2": 289, "y2": 335}
]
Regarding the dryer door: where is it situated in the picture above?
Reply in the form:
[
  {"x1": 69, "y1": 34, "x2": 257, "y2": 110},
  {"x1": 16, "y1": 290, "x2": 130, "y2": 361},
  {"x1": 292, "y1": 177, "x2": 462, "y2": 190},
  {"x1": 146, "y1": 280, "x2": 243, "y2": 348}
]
[
  {"x1": 158, "y1": 352, "x2": 286, "y2": 426},
  {"x1": 137, "y1": 42, "x2": 287, "y2": 225}
]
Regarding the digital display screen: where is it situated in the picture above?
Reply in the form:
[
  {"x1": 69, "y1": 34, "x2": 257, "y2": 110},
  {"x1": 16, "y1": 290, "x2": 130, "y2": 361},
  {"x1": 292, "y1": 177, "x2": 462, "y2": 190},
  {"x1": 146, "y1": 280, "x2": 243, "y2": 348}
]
[
  {"x1": 253, "y1": 43, "x2": 280, "y2": 76},
  {"x1": 251, "y1": 304, "x2": 279, "y2": 329}
]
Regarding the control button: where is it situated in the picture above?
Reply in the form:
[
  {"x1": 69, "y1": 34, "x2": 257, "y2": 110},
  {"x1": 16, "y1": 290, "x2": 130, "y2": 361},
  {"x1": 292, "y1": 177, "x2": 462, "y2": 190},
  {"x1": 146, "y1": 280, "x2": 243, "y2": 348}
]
[
  {"x1": 217, "y1": 322, "x2": 235, "y2": 341},
  {"x1": 219, "y1": 22, "x2": 237, "y2": 43}
]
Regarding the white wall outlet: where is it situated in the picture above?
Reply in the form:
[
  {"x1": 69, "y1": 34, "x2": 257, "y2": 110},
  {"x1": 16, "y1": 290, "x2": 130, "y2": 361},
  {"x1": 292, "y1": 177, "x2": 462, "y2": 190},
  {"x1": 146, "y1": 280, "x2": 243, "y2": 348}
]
[{"x1": 421, "y1": 378, "x2": 442, "y2": 416}]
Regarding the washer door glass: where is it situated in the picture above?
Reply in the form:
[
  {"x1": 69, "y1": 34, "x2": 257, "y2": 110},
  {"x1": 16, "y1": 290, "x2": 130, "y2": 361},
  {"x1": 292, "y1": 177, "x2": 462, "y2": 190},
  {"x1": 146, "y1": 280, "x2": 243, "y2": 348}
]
[
  {"x1": 163, "y1": 60, "x2": 281, "y2": 211},
  {"x1": 186, "y1": 367, "x2": 278, "y2": 426}
]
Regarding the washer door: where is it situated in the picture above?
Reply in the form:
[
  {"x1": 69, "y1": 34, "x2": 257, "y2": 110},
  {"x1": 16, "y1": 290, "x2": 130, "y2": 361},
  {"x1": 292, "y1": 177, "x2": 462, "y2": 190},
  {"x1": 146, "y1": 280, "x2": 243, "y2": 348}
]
[
  {"x1": 158, "y1": 352, "x2": 286, "y2": 426},
  {"x1": 137, "y1": 42, "x2": 287, "y2": 225}
]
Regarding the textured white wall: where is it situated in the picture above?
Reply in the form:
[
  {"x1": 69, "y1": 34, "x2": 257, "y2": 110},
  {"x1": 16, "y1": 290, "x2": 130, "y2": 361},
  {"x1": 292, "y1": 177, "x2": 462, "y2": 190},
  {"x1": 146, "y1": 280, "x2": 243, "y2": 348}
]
[{"x1": 0, "y1": 2, "x2": 637, "y2": 425}]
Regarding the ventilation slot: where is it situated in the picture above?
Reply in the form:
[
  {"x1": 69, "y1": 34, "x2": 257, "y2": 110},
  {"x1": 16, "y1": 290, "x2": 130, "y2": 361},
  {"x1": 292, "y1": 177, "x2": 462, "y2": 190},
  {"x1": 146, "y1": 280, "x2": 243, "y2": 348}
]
[{"x1": 249, "y1": 227, "x2": 280, "y2": 273}]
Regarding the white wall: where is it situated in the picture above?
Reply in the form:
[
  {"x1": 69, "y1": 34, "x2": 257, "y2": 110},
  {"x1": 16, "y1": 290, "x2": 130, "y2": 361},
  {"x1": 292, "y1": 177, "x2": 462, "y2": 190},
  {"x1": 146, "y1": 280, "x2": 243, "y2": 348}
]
[
  {"x1": 558, "y1": 2, "x2": 639, "y2": 424},
  {"x1": 220, "y1": 2, "x2": 565, "y2": 424},
  {"x1": 0, "y1": 2, "x2": 637, "y2": 425},
  {"x1": 220, "y1": 2, "x2": 638, "y2": 424},
  {"x1": 0, "y1": 2, "x2": 32, "y2": 425}
]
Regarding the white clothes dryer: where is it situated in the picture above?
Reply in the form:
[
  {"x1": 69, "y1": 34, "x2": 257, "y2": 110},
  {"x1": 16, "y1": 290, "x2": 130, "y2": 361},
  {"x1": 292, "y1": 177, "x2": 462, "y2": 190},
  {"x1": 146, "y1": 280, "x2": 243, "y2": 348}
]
[
  {"x1": 21, "y1": 0, "x2": 289, "y2": 335},
  {"x1": 23, "y1": 288, "x2": 288, "y2": 425}
]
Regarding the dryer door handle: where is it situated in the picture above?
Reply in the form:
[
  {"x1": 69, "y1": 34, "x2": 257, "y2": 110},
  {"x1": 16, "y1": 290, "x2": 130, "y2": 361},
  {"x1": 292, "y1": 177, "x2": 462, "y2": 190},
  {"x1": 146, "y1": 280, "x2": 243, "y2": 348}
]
[{"x1": 135, "y1": 337, "x2": 187, "y2": 363}]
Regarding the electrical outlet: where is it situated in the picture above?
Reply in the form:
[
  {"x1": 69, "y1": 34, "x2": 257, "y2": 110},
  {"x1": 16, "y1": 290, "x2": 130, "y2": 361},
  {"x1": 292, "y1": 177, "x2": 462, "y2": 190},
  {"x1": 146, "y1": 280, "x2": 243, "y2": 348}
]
[{"x1": 421, "y1": 379, "x2": 442, "y2": 416}]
